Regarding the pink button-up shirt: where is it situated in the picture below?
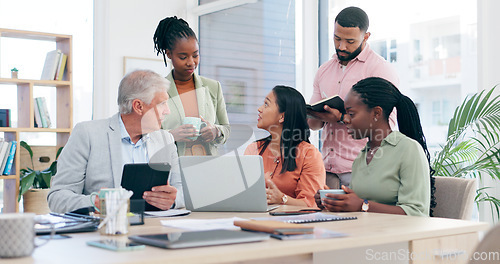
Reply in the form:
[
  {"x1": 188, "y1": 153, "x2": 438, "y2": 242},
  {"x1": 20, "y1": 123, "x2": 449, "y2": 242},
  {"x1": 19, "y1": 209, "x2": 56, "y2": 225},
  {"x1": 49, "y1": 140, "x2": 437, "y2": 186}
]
[{"x1": 310, "y1": 44, "x2": 399, "y2": 174}]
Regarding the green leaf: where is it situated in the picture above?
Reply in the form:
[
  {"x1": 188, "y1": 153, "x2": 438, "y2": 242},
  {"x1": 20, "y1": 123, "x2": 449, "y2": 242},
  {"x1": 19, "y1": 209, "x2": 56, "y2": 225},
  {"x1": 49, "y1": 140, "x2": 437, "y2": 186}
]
[
  {"x1": 20, "y1": 141, "x2": 33, "y2": 160},
  {"x1": 40, "y1": 171, "x2": 52, "y2": 189},
  {"x1": 18, "y1": 171, "x2": 36, "y2": 201},
  {"x1": 56, "y1": 146, "x2": 63, "y2": 159},
  {"x1": 433, "y1": 85, "x2": 500, "y2": 221},
  {"x1": 20, "y1": 140, "x2": 35, "y2": 169}
]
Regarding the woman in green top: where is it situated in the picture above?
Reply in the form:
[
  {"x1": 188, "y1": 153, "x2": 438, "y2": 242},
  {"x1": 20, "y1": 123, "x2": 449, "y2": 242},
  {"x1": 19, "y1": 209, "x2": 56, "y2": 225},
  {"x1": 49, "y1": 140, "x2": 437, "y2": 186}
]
[{"x1": 319, "y1": 77, "x2": 436, "y2": 216}]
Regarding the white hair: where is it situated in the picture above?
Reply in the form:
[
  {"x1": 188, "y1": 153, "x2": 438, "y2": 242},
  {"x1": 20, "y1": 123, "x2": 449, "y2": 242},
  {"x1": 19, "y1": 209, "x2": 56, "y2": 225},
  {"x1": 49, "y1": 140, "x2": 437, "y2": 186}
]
[{"x1": 117, "y1": 69, "x2": 169, "y2": 114}]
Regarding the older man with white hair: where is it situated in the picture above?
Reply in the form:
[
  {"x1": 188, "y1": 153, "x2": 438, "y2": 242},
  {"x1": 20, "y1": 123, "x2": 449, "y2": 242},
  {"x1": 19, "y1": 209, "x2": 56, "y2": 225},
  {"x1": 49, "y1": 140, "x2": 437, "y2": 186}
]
[{"x1": 48, "y1": 69, "x2": 183, "y2": 213}]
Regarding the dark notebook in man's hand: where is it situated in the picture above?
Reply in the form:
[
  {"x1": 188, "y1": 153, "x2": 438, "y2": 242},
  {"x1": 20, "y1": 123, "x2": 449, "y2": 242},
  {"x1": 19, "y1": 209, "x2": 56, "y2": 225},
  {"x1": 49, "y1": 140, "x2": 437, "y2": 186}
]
[{"x1": 306, "y1": 95, "x2": 345, "y2": 113}]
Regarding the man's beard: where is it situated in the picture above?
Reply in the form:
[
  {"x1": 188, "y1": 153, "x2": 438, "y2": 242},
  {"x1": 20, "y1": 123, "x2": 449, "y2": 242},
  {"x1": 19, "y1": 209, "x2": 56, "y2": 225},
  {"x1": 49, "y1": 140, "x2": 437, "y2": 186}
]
[{"x1": 336, "y1": 41, "x2": 364, "y2": 62}]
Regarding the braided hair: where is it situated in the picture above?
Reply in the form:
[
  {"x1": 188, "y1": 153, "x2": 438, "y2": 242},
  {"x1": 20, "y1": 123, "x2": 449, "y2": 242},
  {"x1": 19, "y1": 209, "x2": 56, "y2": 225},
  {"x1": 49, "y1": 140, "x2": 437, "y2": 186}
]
[
  {"x1": 350, "y1": 77, "x2": 437, "y2": 216},
  {"x1": 257, "y1": 85, "x2": 310, "y2": 173},
  {"x1": 153, "y1": 16, "x2": 197, "y2": 67}
]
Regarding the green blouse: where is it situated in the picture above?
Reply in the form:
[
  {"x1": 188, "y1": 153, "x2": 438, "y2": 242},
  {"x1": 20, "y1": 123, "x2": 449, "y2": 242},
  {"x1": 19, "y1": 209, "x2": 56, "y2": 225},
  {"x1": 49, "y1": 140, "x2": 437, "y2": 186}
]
[{"x1": 351, "y1": 131, "x2": 430, "y2": 217}]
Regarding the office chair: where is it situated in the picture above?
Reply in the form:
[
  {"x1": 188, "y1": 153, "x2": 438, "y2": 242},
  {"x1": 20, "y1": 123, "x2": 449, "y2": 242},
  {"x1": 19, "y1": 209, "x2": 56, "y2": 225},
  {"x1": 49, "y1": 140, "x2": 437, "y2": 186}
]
[
  {"x1": 469, "y1": 224, "x2": 500, "y2": 264},
  {"x1": 432, "y1": 176, "x2": 476, "y2": 220}
]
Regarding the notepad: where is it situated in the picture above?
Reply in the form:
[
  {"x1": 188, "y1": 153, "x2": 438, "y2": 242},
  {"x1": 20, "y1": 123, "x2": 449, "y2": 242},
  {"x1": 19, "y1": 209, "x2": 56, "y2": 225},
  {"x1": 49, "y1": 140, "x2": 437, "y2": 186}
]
[
  {"x1": 270, "y1": 228, "x2": 347, "y2": 240},
  {"x1": 254, "y1": 212, "x2": 357, "y2": 223},
  {"x1": 306, "y1": 95, "x2": 345, "y2": 113},
  {"x1": 234, "y1": 220, "x2": 314, "y2": 235}
]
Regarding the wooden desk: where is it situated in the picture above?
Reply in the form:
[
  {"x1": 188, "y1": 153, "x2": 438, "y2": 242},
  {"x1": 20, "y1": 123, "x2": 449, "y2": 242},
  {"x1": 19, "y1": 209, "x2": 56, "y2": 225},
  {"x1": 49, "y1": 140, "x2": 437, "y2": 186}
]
[{"x1": 10, "y1": 210, "x2": 489, "y2": 264}]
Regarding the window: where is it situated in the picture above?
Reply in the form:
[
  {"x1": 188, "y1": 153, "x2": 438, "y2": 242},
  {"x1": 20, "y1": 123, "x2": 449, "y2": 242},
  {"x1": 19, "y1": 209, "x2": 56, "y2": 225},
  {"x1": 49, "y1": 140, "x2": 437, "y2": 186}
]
[
  {"x1": 371, "y1": 39, "x2": 397, "y2": 63},
  {"x1": 198, "y1": 0, "x2": 296, "y2": 124},
  {"x1": 328, "y1": 0, "x2": 477, "y2": 153}
]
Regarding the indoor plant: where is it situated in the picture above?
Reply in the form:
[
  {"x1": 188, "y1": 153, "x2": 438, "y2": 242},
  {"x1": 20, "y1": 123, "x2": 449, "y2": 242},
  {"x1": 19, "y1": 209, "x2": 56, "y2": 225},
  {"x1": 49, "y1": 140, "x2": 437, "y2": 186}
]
[
  {"x1": 18, "y1": 141, "x2": 63, "y2": 213},
  {"x1": 11, "y1": 67, "x2": 18, "y2": 78},
  {"x1": 432, "y1": 85, "x2": 500, "y2": 221}
]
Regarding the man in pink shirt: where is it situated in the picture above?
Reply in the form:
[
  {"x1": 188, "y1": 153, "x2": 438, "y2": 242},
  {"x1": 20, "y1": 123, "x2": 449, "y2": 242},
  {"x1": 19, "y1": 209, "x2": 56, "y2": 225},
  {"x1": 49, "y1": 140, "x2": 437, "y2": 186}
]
[{"x1": 308, "y1": 6, "x2": 399, "y2": 189}]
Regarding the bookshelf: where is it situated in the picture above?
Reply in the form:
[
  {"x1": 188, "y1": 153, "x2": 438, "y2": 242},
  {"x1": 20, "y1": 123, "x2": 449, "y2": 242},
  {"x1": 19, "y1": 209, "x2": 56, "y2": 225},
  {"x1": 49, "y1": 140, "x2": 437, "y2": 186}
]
[{"x1": 0, "y1": 28, "x2": 72, "y2": 213}]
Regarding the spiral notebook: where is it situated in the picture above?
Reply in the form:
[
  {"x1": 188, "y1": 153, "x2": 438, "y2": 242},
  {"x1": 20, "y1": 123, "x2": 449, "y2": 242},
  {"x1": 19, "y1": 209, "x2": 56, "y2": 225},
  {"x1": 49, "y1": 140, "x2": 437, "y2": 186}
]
[{"x1": 254, "y1": 212, "x2": 357, "y2": 223}]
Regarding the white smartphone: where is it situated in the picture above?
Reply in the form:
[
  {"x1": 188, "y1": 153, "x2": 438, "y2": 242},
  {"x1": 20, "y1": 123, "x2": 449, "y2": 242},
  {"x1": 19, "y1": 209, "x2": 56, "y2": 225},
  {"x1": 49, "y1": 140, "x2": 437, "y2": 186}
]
[
  {"x1": 319, "y1": 189, "x2": 346, "y2": 200},
  {"x1": 86, "y1": 239, "x2": 145, "y2": 251}
]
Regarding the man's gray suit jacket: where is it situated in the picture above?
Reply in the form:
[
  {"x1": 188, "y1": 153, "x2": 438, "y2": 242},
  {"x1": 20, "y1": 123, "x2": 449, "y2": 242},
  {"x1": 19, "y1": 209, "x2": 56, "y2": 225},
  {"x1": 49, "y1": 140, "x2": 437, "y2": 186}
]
[{"x1": 48, "y1": 113, "x2": 184, "y2": 213}]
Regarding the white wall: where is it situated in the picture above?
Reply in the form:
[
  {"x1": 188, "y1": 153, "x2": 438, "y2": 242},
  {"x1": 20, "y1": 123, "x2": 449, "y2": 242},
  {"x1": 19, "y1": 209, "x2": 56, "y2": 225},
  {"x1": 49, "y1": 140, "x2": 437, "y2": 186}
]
[
  {"x1": 93, "y1": 0, "x2": 188, "y2": 119},
  {"x1": 477, "y1": 0, "x2": 500, "y2": 225}
]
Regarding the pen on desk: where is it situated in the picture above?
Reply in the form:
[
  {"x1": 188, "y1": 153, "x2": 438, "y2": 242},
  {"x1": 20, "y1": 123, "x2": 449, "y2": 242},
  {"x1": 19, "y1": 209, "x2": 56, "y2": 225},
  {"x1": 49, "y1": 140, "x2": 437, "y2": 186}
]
[
  {"x1": 66, "y1": 212, "x2": 102, "y2": 221},
  {"x1": 49, "y1": 212, "x2": 89, "y2": 222}
]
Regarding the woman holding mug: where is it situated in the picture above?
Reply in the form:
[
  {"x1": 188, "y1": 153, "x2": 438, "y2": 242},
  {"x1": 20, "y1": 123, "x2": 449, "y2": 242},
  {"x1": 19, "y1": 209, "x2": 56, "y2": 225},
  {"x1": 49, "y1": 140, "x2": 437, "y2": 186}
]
[{"x1": 154, "y1": 16, "x2": 230, "y2": 156}]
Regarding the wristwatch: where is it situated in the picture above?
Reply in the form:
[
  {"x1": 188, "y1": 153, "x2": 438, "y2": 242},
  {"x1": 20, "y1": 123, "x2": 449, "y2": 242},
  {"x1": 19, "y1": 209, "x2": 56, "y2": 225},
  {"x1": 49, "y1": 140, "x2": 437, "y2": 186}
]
[
  {"x1": 216, "y1": 127, "x2": 222, "y2": 138},
  {"x1": 281, "y1": 194, "x2": 288, "y2": 205},
  {"x1": 361, "y1": 199, "x2": 369, "y2": 212}
]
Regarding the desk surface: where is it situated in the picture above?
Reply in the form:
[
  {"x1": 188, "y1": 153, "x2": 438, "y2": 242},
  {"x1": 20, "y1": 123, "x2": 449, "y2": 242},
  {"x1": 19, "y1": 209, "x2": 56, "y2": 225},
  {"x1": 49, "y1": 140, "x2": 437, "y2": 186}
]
[{"x1": 11, "y1": 208, "x2": 489, "y2": 264}]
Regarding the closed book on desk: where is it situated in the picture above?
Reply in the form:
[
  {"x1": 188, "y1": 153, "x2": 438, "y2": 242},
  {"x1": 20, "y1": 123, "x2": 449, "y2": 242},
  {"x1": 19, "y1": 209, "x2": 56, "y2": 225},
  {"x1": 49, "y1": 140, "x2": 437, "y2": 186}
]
[
  {"x1": 255, "y1": 212, "x2": 357, "y2": 223},
  {"x1": 306, "y1": 95, "x2": 345, "y2": 113},
  {"x1": 234, "y1": 220, "x2": 314, "y2": 235}
]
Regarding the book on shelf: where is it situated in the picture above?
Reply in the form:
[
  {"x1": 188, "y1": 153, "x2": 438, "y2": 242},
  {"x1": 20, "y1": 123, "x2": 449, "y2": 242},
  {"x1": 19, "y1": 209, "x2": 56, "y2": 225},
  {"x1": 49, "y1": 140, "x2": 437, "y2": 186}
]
[
  {"x1": 0, "y1": 109, "x2": 10, "y2": 127},
  {"x1": 306, "y1": 95, "x2": 345, "y2": 114},
  {"x1": 0, "y1": 140, "x2": 10, "y2": 173},
  {"x1": 40, "y1": 97, "x2": 51, "y2": 128},
  {"x1": 40, "y1": 49, "x2": 62, "y2": 80},
  {"x1": 234, "y1": 220, "x2": 314, "y2": 235},
  {"x1": 35, "y1": 97, "x2": 51, "y2": 128},
  {"x1": 55, "y1": 53, "x2": 67, "y2": 81},
  {"x1": 35, "y1": 97, "x2": 46, "y2": 128},
  {"x1": 2, "y1": 140, "x2": 17, "y2": 175},
  {"x1": 34, "y1": 99, "x2": 42, "y2": 128}
]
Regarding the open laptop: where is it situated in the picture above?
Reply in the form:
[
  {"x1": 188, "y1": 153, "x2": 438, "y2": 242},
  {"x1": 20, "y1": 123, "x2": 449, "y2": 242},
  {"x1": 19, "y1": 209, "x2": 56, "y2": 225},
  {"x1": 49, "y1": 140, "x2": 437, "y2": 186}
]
[{"x1": 179, "y1": 155, "x2": 276, "y2": 212}]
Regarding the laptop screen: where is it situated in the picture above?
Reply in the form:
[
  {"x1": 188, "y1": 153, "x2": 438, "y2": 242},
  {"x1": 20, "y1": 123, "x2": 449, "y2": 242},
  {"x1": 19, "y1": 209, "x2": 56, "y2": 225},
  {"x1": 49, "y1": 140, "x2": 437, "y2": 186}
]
[{"x1": 179, "y1": 156, "x2": 267, "y2": 212}]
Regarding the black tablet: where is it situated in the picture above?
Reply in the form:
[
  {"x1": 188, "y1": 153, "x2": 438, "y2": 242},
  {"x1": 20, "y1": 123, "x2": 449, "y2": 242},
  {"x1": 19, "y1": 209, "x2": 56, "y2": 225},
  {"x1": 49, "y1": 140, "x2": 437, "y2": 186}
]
[{"x1": 120, "y1": 163, "x2": 170, "y2": 211}]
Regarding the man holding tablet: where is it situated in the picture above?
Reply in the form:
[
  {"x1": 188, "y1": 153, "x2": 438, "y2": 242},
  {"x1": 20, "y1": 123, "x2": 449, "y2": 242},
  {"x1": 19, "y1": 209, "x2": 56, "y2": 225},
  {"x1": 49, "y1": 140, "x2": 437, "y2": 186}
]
[{"x1": 48, "y1": 70, "x2": 184, "y2": 213}]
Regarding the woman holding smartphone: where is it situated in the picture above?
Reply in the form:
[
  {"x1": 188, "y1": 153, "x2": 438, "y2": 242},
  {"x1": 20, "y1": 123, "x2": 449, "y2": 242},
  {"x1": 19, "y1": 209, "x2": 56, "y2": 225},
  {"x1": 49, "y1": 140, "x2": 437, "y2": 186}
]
[
  {"x1": 318, "y1": 77, "x2": 436, "y2": 216},
  {"x1": 245, "y1": 85, "x2": 325, "y2": 207}
]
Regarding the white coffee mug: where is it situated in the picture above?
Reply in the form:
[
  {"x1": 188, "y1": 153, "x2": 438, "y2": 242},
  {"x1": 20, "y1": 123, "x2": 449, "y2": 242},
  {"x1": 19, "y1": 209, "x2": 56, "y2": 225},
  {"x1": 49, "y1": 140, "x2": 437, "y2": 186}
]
[
  {"x1": 182, "y1": 117, "x2": 206, "y2": 140},
  {"x1": 0, "y1": 213, "x2": 36, "y2": 258}
]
